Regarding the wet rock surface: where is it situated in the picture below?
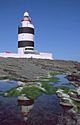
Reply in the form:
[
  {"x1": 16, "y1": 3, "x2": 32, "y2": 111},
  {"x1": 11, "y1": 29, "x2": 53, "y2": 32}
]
[{"x1": 66, "y1": 73, "x2": 80, "y2": 82}]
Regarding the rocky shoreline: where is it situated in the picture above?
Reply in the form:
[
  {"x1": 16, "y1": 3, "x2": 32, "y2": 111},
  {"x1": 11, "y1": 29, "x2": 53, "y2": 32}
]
[
  {"x1": 0, "y1": 58, "x2": 80, "y2": 81},
  {"x1": 0, "y1": 58, "x2": 80, "y2": 125}
]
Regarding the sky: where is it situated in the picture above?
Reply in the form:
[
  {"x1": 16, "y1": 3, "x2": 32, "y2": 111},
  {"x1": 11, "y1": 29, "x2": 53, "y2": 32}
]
[{"x1": 0, "y1": 0, "x2": 80, "y2": 61}]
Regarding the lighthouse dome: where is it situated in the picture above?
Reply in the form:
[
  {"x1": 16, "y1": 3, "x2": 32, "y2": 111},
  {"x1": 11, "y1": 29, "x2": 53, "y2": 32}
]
[{"x1": 24, "y1": 12, "x2": 29, "y2": 17}]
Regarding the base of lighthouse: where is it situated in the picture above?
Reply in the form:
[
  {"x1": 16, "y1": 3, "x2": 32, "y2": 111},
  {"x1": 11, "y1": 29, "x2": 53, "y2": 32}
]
[{"x1": 0, "y1": 52, "x2": 53, "y2": 60}]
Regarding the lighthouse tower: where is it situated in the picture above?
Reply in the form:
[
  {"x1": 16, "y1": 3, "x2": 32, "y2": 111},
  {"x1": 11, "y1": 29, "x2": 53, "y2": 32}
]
[
  {"x1": 18, "y1": 12, "x2": 34, "y2": 54},
  {"x1": 0, "y1": 11, "x2": 53, "y2": 59}
]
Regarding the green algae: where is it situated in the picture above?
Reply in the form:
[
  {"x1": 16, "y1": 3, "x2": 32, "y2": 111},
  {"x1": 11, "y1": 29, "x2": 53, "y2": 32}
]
[
  {"x1": 69, "y1": 82, "x2": 80, "y2": 87},
  {"x1": 39, "y1": 77, "x2": 59, "y2": 83},
  {"x1": 3, "y1": 76, "x2": 59, "y2": 98},
  {"x1": 72, "y1": 101, "x2": 80, "y2": 113},
  {"x1": 48, "y1": 77, "x2": 59, "y2": 82},
  {"x1": 41, "y1": 81, "x2": 57, "y2": 94},
  {"x1": 3, "y1": 82, "x2": 57, "y2": 99},
  {"x1": 59, "y1": 86, "x2": 70, "y2": 93},
  {"x1": 3, "y1": 86, "x2": 43, "y2": 99},
  {"x1": 49, "y1": 71, "x2": 64, "y2": 76},
  {"x1": 21, "y1": 86, "x2": 43, "y2": 99}
]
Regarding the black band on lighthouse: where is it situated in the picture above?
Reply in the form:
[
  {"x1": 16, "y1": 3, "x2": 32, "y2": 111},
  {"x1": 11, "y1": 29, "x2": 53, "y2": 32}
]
[
  {"x1": 18, "y1": 27, "x2": 34, "y2": 34},
  {"x1": 18, "y1": 41, "x2": 34, "y2": 48}
]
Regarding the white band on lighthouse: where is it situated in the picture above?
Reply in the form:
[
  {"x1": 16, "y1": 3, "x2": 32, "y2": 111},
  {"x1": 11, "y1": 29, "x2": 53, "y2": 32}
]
[
  {"x1": 18, "y1": 33, "x2": 34, "y2": 41},
  {"x1": 21, "y1": 21, "x2": 34, "y2": 28}
]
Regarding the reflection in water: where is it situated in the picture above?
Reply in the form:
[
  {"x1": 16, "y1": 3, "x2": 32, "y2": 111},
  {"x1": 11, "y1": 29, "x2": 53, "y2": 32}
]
[
  {"x1": 0, "y1": 75, "x2": 77, "y2": 125},
  {"x1": 27, "y1": 94, "x2": 64, "y2": 125},
  {"x1": 0, "y1": 96, "x2": 26, "y2": 125},
  {"x1": 18, "y1": 95, "x2": 34, "y2": 121},
  {"x1": 0, "y1": 94, "x2": 64, "y2": 125}
]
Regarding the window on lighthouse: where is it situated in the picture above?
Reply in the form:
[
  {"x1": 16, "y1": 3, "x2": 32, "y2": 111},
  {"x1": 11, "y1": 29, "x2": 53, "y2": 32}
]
[{"x1": 25, "y1": 48, "x2": 34, "y2": 50}]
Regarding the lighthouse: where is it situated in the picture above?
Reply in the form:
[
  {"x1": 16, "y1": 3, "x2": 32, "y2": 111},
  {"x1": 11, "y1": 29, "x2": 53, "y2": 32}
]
[
  {"x1": 18, "y1": 12, "x2": 35, "y2": 54},
  {"x1": 0, "y1": 11, "x2": 53, "y2": 59}
]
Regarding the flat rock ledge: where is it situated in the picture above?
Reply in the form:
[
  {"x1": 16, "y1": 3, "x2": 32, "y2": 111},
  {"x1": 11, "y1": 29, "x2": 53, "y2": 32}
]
[{"x1": 0, "y1": 58, "x2": 80, "y2": 81}]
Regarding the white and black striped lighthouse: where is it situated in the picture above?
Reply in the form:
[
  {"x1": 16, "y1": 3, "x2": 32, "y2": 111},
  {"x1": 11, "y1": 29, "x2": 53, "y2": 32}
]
[{"x1": 18, "y1": 12, "x2": 34, "y2": 54}]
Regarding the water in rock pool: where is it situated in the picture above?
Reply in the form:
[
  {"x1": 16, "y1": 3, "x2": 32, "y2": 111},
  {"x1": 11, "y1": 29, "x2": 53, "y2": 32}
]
[
  {"x1": 0, "y1": 75, "x2": 78, "y2": 125},
  {"x1": 48, "y1": 75, "x2": 75, "y2": 89},
  {"x1": 0, "y1": 80, "x2": 18, "y2": 92}
]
